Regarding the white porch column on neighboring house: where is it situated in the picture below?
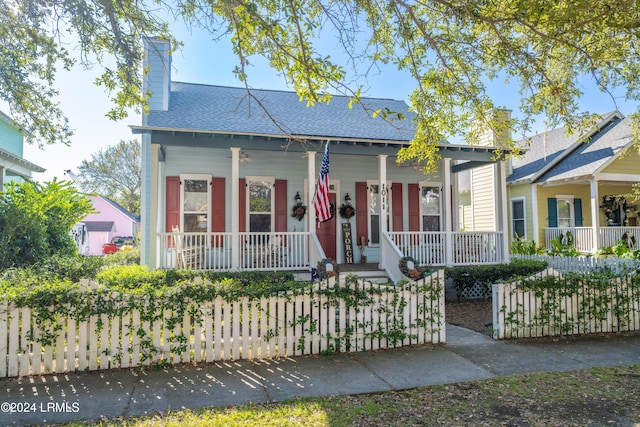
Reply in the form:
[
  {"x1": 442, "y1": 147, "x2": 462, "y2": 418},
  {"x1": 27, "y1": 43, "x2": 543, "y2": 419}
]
[
  {"x1": 590, "y1": 178, "x2": 600, "y2": 252},
  {"x1": 231, "y1": 147, "x2": 241, "y2": 270},
  {"x1": 378, "y1": 155, "x2": 388, "y2": 268},
  {"x1": 443, "y1": 158, "x2": 453, "y2": 265},
  {"x1": 307, "y1": 151, "x2": 317, "y2": 233},
  {"x1": 497, "y1": 160, "x2": 510, "y2": 263},
  {"x1": 0, "y1": 166, "x2": 5, "y2": 190},
  {"x1": 531, "y1": 184, "x2": 539, "y2": 245}
]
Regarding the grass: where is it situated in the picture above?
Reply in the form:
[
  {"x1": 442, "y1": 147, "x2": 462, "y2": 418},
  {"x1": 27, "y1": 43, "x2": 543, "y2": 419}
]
[{"x1": 63, "y1": 364, "x2": 640, "y2": 427}]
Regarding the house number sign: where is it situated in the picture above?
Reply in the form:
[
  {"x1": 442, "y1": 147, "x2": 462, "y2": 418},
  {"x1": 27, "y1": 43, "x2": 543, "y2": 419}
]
[{"x1": 342, "y1": 222, "x2": 354, "y2": 264}]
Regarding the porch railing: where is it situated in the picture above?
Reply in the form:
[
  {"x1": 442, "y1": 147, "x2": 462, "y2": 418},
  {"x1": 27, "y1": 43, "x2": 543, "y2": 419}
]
[
  {"x1": 386, "y1": 231, "x2": 504, "y2": 266},
  {"x1": 544, "y1": 226, "x2": 640, "y2": 252},
  {"x1": 157, "y1": 232, "x2": 233, "y2": 270},
  {"x1": 239, "y1": 232, "x2": 309, "y2": 271},
  {"x1": 452, "y1": 232, "x2": 503, "y2": 265},
  {"x1": 544, "y1": 227, "x2": 593, "y2": 253},
  {"x1": 157, "y1": 232, "x2": 309, "y2": 271},
  {"x1": 600, "y1": 226, "x2": 640, "y2": 249}
]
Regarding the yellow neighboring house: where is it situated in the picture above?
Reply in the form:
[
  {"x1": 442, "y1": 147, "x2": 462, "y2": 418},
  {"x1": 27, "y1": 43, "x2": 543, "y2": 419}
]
[{"x1": 506, "y1": 111, "x2": 640, "y2": 252}]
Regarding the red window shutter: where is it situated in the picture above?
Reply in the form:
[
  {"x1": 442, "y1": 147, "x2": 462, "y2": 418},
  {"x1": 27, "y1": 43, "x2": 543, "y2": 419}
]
[
  {"x1": 392, "y1": 182, "x2": 403, "y2": 231},
  {"x1": 355, "y1": 182, "x2": 368, "y2": 245},
  {"x1": 211, "y1": 177, "x2": 225, "y2": 247},
  {"x1": 166, "y1": 176, "x2": 180, "y2": 232},
  {"x1": 408, "y1": 183, "x2": 420, "y2": 231},
  {"x1": 239, "y1": 178, "x2": 246, "y2": 232},
  {"x1": 275, "y1": 179, "x2": 287, "y2": 232}
]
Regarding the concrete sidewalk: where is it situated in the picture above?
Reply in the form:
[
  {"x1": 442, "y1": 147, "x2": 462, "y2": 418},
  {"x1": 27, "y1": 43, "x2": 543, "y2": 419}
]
[{"x1": 2, "y1": 325, "x2": 639, "y2": 426}]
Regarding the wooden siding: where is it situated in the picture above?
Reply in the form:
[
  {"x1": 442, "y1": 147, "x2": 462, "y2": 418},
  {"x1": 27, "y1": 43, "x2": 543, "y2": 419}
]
[
  {"x1": 470, "y1": 164, "x2": 496, "y2": 231},
  {"x1": 601, "y1": 148, "x2": 640, "y2": 175},
  {"x1": 0, "y1": 118, "x2": 23, "y2": 157},
  {"x1": 535, "y1": 184, "x2": 592, "y2": 243},
  {"x1": 507, "y1": 184, "x2": 533, "y2": 241}
]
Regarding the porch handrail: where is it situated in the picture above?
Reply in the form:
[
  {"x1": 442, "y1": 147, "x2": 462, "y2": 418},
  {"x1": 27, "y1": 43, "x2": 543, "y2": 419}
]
[
  {"x1": 239, "y1": 231, "x2": 309, "y2": 271},
  {"x1": 309, "y1": 232, "x2": 326, "y2": 270},
  {"x1": 381, "y1": 232, "x2": 404, "y2": 282}
]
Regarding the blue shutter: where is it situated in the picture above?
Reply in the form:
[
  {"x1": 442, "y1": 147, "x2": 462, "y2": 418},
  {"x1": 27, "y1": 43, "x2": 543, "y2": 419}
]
[
  {"x1": 574, "y1": 198, "x2": 583, "y2": 226},
  {"x1": 547, "y1": 198, "x2": 558, "y2": 227}
]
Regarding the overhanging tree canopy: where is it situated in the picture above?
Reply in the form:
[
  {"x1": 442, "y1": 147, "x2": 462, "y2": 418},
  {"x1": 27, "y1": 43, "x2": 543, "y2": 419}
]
[{"x1": 1, "y1": 0, "x2": 638, "y2": 169}]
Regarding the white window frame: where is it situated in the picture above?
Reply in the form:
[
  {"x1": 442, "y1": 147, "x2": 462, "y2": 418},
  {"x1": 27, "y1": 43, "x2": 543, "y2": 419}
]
[
  {"x1": 245, "y1": 176, "x2": 275, "y2": 233},
  {"x1": 419, "y1": 181, "x2": 442, "y2": 232},
  {"x1": 180, "y1": 174, "x2": 212, "y2": 233},
  {"x1": 511, "y1": 197, "x2": 526, "y2": 239},
  {"x1": 366, "y1": 179, "x2": 392, "y2": 246},
  {"x1": 556, "y1": 195, "x2": 575, "y2": 228}
]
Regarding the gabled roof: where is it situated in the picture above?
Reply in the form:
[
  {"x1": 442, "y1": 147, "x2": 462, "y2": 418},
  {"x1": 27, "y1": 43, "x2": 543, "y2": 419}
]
[
  {"x1": 141, "y1": 82, "x2": 417, "y2": 142},
  {"x1": 508, "y1": 111, "x2": 625, "y2": 184},
  {"x1": 99, "y1": 196, "x2": 140, "y2": 223},
  {"x1": 537, "y1": 116, "x2": 633, "y2": 183}
]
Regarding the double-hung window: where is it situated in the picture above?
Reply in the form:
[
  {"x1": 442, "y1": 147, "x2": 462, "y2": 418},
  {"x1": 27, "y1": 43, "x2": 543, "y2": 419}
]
[
  {"x1": 181, "y1": 174, "x2": 211, "y2": 232},
  {"x1": 420, "y1": 183, "x2": 441, "y2": 231},
  {"x1": 246, "y1": 176, "x2": 274, "y2": 232},
  {"x1": 511, "y1": 198, "x2": 526, "y2": 238},
  {"x1": 556, "y1": 196, "x2": 574, "y2": 228}
]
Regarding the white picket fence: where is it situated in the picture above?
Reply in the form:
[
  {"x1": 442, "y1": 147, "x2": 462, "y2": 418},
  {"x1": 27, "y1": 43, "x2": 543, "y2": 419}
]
[
  {"x1": 512, "y1": 254, "x2": 640, "y2": 273},
  {"x1": 0, "y1": 272, "x2": 445, "y2": 378},
  {"x1": 492, "y1": 273, "x2": 640, "y2": 339}
]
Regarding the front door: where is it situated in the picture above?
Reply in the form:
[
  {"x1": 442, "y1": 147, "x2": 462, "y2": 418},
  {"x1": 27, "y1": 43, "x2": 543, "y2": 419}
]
[{"x1": 317, "y1": 192, "x2": 337, "y2": 260}]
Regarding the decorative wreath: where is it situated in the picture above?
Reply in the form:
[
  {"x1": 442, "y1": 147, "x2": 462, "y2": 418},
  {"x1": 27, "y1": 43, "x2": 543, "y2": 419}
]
[
  {"x1": 291, "y1": 204, "x2": 307, "y2": 221},
  {"x1": 316, "y1": 258, "x2": 340, "y2": 280},
  {"x1": 339, "y1": 203, "x2": 355, "y2": 219},
  {"x1": 398, "y1": 256, "x2": 434, "y2": 281}
]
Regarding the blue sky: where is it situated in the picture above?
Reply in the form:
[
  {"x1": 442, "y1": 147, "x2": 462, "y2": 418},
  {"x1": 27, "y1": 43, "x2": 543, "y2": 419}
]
[{"x1": 11, "y1": 21, "x2": 639, "y2": 182}]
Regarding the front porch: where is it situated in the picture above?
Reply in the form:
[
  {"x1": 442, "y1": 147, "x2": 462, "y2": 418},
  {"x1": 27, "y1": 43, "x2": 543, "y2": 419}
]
[
  {"x1": 544, "y1": 226, "x2": 640, "y2": 253},
  {"x1": 157, "y1": 229, "x2": 506, "y2": 279}
]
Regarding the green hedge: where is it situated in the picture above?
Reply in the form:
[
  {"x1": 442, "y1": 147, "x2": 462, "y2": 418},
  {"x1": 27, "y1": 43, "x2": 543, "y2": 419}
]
[{"x1": 445, "y1": 258, "x2": 548, "y2": 299}]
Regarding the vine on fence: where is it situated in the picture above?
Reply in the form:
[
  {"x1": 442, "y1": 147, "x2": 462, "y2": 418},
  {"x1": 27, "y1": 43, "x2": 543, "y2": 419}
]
[
  {"x1": 500, "y1": 270, "x2": 640, "y2": 336},
  {"x1": 0, "y1": 266, "x2": 444, "y2": 369}
]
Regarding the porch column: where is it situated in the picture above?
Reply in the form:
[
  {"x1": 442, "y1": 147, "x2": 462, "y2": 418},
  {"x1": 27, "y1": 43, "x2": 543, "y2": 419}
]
[
  {"x1": 155, "y1": 152, "x2": 164, "y2": 269},
  {"x1": 443, "y1": 158, "x2": 453, "y2": 266},
  {"x1": 590, "y1": 178, "x2": 600, "y2": 253},
  {"x1": 531, "y1": 184, "x2": 539, "y2": 245},
  {"x1": 231, "y1": 147, "x2": 240, "y2": 270},
  {"x1": 307, "y1": 151, "x2": 316, "y2": 233},
  {"x1": 451, "y1": 166, "x2": 459, "y2": 231},
  {"x1": 378, "y1": 155, "x2": 388, "y2": 268},
  {"x1": 497, "y1": 160, "x2": 510, "y2": 263},
  {"x1": 0, "y1": 166, "x2": 4, "y2": 190}
]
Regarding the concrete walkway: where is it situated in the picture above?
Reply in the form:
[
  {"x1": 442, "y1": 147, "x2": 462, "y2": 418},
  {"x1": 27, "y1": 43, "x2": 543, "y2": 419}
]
[{"x1": 2, "y1": 325, "x2": 639, "y2": 426}]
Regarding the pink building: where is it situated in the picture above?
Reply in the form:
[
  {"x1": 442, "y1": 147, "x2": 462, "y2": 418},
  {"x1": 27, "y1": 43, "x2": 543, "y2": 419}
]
[{"x1": 82, "y1": 196, "x2": 140, "y2": 255}]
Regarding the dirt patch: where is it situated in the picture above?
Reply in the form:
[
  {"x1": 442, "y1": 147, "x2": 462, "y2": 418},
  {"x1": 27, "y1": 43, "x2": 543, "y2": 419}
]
[{"x1": 446, "y1": 298, "x2": 493, "y2": 335}]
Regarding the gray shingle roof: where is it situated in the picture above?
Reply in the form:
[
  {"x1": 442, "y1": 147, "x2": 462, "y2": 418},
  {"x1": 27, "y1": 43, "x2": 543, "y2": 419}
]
[
  {"x1": 146, "y1": 83, "x2": 416, "y2": 141},
  {"x1": 507, "y1": 112, "x2": 626, "y2": 184},
  {"x1": 538, "y1": 116, "x2": 632, "y2": 183}
]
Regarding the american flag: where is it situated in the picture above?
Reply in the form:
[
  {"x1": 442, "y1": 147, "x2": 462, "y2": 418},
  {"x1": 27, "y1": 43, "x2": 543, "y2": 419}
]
[{"x1": 314, "y1": 143, "x2": 331, "y2": 225}]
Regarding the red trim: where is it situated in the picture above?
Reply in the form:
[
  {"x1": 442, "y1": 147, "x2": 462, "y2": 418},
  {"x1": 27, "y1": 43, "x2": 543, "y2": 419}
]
[
  {"x1": 166, "y1": 176, "x2": 180, "y2": 232},
  {"x1": 408, "y1": 183, "x2": 420, "y2": 231},
  {"x1": 211, "y1": 177, "x2": 225, "y2": 247},
  {"x1": 275, "y1": 179, "x2": 287, "y2": 233},
  {"x1": 355, "y1": 182, "x2": 368, "y2": 245},
  {"x1": 392, "y1": 182, "x2": 403, "y2": 231}
]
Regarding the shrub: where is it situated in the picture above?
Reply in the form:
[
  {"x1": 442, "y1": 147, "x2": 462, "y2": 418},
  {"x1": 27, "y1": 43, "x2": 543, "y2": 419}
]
[{"x1": 445, "y1": 258, "x2": 548, "y2": 299}]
